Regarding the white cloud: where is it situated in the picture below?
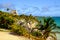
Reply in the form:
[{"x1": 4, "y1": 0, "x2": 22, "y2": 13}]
[{"x1": 0, "y1": 3, "x2": 15, "y2": 10}]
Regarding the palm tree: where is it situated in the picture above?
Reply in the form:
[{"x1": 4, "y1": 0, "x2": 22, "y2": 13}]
[
  {"x1": 37, "y1": 17, "x2": 56, "y2": 38},
  {"x1": 42, "y1": 17, "x2": 56, "y2": 38}
]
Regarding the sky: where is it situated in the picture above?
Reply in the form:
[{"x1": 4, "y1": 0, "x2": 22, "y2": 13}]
[{"x1": 0, "y1": 0, "x2": 60, "y2": 16}]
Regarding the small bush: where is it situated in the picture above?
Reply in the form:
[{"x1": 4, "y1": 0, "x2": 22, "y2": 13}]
[
  {"x1": 31, "y1": 31, "x2": 42, "y2": 37},
  {"x1": 11, "y1": 24, "x2": 28, "y2": 36}
]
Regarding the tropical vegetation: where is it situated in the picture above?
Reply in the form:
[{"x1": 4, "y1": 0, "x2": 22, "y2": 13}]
[{"x1": 0, "y1": 10, "x2": 57, "y2": 40}]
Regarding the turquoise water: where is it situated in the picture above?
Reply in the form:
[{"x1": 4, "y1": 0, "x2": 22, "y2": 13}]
[
  {"x1": 53, "y1": 17, "x2": 60, "y2": 27},
  {"x1": 36, "y1": 17, "x2": 60, "y2": 27}
]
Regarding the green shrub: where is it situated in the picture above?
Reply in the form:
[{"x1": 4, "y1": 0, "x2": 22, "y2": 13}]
[
  {"x1": 11, "y1": 24, "x2": 28, "y2": 36},
  {"x1": 31, "y1": 31, "x2": 42, "y2": 37},
  {"x1": 0, "y1": 14, "x2": 14, "y2": 29}
]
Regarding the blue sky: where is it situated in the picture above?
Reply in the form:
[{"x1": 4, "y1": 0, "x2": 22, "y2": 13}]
[{"x1": 0, "y1": 0, "x2": 60, "y2": 16}]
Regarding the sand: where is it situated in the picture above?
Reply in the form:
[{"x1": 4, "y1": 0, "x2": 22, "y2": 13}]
[
  {"x1": 0, "y1": 31, "x2": 30, "y2": 40},
  {"x1": 56, "y1": 33, "x2": 60, "y2": 40}
]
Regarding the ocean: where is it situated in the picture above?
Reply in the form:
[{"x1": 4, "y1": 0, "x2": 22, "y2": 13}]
[
  {"x1": 53, "y1": 17, "x2": 60, "y2": 27},
  {"x1": 36, "y1": 17, "x2": 60, "y2": 27}
]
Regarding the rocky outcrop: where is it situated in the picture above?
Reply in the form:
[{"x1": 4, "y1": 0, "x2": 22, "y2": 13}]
[
  {"x1": 10, "y1": 10, "x2": 18, "y2": 15},
  {"x1": 17, "y1": 19, "x2": 39, "y2": 32}
]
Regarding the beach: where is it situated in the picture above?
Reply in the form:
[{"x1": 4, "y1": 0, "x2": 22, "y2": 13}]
[
  {"x1": 56, "y1": 33, "x2": 60, "y2": 40},
  {"x1": 0, "y1": 31, "x2": 30, "y2": 40}
]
